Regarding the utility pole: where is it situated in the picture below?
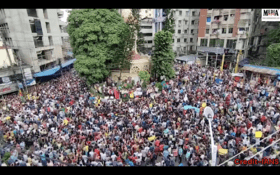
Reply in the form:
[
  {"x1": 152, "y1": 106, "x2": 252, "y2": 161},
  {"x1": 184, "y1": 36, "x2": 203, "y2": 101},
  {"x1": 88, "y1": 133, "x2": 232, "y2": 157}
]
[{"x1": 18, "y1": 52, "x2": 28, "y2": 93}]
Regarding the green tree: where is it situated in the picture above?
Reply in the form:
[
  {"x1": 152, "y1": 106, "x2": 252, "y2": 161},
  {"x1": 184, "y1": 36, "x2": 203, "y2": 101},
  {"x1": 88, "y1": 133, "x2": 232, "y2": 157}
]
[
  {"x1": 138, "y1": 70, "x2": 150, "y2": 84},
  {"x1": 67, "y1": 9, "x2": 129, "y2": 84},
  {"x1": 265, "y1": 43, "x2": 280, "y2": 67},
  {"x1": 152, "y1": 31, "x2": 175, "y2": 81},
  {"x1": 162, "y1": 9, "x2": 175, "y2": 35},
  {"x1": 267, "y1": 23, "x2": 280, "y2": 46},
  {"x1": 131, "y1": 9, "x2": 145, "y2": 54}
]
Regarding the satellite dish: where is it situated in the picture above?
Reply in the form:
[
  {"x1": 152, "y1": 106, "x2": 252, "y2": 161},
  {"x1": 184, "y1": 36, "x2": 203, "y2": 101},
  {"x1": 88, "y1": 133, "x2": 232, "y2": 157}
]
[{"x1": 203, "y1": 106, "x2": 214, "y2": 120}]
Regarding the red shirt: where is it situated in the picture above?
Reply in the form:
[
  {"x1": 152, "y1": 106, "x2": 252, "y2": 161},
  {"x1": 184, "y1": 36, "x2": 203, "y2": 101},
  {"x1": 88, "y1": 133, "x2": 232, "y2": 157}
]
[
  {"x1": 247, "y1": 122, "x2": 252, "y2": 129},
  {"x1": 261, "y1": 116, "x2": 266, "y2": 122},
  {"x1": 155, "y1": 140, "x2": 160, "y2": 147},
  {"x1": 94, "y1": 149, "x2": 100, "y2": 156}
]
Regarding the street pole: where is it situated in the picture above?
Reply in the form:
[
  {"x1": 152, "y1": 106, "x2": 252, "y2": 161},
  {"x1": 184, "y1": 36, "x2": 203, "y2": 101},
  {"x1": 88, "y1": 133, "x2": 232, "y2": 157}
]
[
  {"x1": 208, "y1": 116, "x2": 216, "y2": 166},
  {"x1": 206, "y1": 52, "x2": 208, "y2": 66},
  {"x1": 18, "y1": 52, "x2": 28, "y2": 93},
  {"x1": 235, "y1": 50, "x2": 242, "y2": 73},
  {"x1": 215, "y1": 53, "x2": 218, "y2": 69}
]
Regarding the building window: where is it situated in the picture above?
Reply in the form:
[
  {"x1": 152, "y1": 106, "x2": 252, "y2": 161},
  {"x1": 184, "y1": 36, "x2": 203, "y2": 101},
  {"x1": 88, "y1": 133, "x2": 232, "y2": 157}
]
[
  {"x1": 207, "y1": 17, "x2": 211, "y2": 23},
  {"x1": 184, "y1": 29, "x2": 188, "y2": 34},
  {"x1": 178, "y1": 20, "x2": 181, "y2": 26},
  {"x1": 145, "y1": 10, "x2": 148, "y2": 13},
  {"x1": 224, "y1": 15, "x2": 228, "y2": 21},
  {"x1": 214, "y1": 16, "x2": 220, "y2": 21},
  {"x1": 209, "y1": 39, "x2": 224, "y2": 47},
  {"x1": 230, "y1": 14, "x2": 235, "y2": 18},
  {"x1": 186, "y1": 11, "x2": 189, "y2": 16},
  {"x1": 177, "y1": 38, "x2": 180, "y2": 43},
  {"x1": 190, "y1": 38, "x2": 193, "y2": 43},
  {"x1": 0, "y1": 9, "x2": 6, "y2": 19},
  {"x1": 178, "y1": 30, "x2": 181, "y2": 34},
  {"x1": 191, "y1": 29, "x2": 194, "y2": 34},
  {"x1": 228, "y1": 28, "x2": 233, "y2": 33},
  {"x1": 200, "y1": 39, "x2": 208, "y2": 46},
  {"x1": 192, "y1": 11, "x2": 195, "y2": 16},
  {"x1": 0, "y1": 23, "x2": 10, "y2": 34},
  {"x1": 141, "y1": 26, "x2": 152, "y2": 29},
  {"x1": 143, "y1": 33, "x2": 153, "y2": 37},
  {"x1": 27, "y1": 9, "x2": 38, "y2": 17},
  {"x1": 43, "y1": 9, "x2": 48, "y2": 19},
  {"x1": 34, "y1": 36, "x2": 43, "y2": 48},
  {"x1": 48, "y1": 36, "x2": 53, "y2": 46},
  {"x1": 46, "y1": 22, "x2": 51, "y2": 33},
  {"x1": 222, "y1": 28, "x2": 226, "y2": 34},
  {"x1": 191, "y1": 20, "x2": 195, "y2": 25},
  {"x1": 185, "y1": 20, "x2": 188, "y2": 25},
  {"x1": 206, "y1": 29, "x2": 209, "y2": 34},
  {"x1": 184, "y1": 38, "x2": 187, "y2": 42},
  {"x1": 4, "y1": 38, "x2": 13, "y2": 47},
  {"x1": 239, "y1": 28, "x2": 245, "y2": 31},
  {"x1": 147, "y1": 40, "x2": 152, "y2": 43},
  {"x1": 190, "y1": 46, "x2": 193, "y2": 51},
  {"x1": 29, "y1": 20, "x2": 36, "y2": 33},
  {"x1": 179, "y1": 11, "x2": 182, "y2": 16},
  {"x1": 226, "y1": 39, "x2": 237, "y2": 49}
]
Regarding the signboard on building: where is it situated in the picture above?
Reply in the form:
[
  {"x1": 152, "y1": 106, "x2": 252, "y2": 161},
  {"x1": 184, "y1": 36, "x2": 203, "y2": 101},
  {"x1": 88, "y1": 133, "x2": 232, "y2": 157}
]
[
  {"x1": 24, "y1": 68, "x2": 33, "y2": 80},
  {"x1": 17, "y1": 79, "x2": 36, "y2": 89},
  {"x1": 0, "y1": 83, "x2": 18, "y2": 95},
  {"x1": 1, "y1": 77, "x2": 11, "y2": 84},
  {"x1": 262, "y1": 9, "x2": 280, "y2": 21}
]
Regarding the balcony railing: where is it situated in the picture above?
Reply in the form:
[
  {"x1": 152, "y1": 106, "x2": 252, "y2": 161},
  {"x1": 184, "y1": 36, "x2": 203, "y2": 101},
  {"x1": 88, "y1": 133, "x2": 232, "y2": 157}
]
[{"x1": 34, "y1": 40, "x2": 44, "y2": 48}]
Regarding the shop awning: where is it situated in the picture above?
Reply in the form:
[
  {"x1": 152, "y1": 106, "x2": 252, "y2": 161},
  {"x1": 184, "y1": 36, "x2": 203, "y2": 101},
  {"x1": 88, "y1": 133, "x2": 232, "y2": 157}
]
[
  {"x1": 241, "y1": 64, "x2": 280, "y2": 76},
  {"x1": 33, "y1": 66, "x2": 60, "y2": 77},
  {"x1": 33, "y1": 59, "x2": 76, "y2": 78},
  {"x1": 62, "y1": 58, "x2": 76, "y2": 68}
]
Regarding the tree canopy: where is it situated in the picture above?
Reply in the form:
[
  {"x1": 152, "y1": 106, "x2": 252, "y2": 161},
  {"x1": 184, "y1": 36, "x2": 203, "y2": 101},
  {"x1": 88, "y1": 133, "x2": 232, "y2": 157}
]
[
  {"x1": 67, "y1": 9, "x2": 130, "y2": 84},
  {"x1": 151, "y1": 30, "x2": 175, "y2": 81},
  {"x1": 265, "y1": 43, "x2": 280, "y2": 67},
  {"x1": 162, "y1": 9, "x2": 175, "y2": 35}
]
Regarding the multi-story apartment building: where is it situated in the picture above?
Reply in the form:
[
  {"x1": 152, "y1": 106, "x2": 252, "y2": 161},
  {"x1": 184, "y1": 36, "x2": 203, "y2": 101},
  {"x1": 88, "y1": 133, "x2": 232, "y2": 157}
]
[
  {"x1": 196, "y1": 9, "x2": 253, "y2": 67},
  {"x1": 0, "y1": 9, "x2": 69, "y2": 73},
  {"x1": 247, "y1": 9, "x2": 280, "y2": 62},
  {"x1": 173, "y1": 9, "x2": 200, "y2": 56},
  {"x1": 197, "y1": 9, "x2": 253, "y2": 54},
  {"x1": 119, "y1": 9, "x2": 154, "y2": 54}
]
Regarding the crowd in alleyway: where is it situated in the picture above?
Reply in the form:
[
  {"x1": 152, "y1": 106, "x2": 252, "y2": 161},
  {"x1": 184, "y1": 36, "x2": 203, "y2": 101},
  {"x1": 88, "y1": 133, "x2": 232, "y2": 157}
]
[{"x1": 1, "y1": 64, "x2": 280, "y2": 166}]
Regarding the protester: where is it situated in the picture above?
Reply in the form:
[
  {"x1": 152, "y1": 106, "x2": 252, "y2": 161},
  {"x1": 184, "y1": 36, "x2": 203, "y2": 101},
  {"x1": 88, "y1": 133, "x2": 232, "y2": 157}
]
[{"x1": 0, "y1": 64, "x2": 280, "y2": 166}]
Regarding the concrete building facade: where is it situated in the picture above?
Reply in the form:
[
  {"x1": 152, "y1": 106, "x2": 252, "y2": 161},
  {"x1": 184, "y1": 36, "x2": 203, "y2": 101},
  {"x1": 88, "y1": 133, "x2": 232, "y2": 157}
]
[
  {"x1": 247, "y1": 9, "x2": 280, "y2": 62},
  {"x1": 197, "y1": 9, "x2": 253, "y2": 58},
  {"x1": 172, "y1": 9, "x2": 200, "y2": 56},
  {"x1": 0, "y1": 9, "x2": 69, "y2": 73},
  {"x1": 119, "y1": 9, "x2": 154, "y2": 54}
]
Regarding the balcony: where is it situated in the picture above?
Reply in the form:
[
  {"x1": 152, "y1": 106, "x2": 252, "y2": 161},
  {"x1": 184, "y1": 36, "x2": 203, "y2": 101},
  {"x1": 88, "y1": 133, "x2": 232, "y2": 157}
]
[
  {"x1": 34, "y1": 40, "x2": 44, "y2": 48},
  {"x1": 239, "y1": 14, "x2": 250, "y2": 20},
  {"x1": 207, "y1": 9, "x2": 212, "y2": 14},
  {"x1": 240, "y1": 9, "x2": 250, "y2": 13},
  {"x1": 213, "y1": 9, "x2": 221, "y2": 16},
  {"x1": 223, "y1": 10, "x2": 229, "y2": 15},
  {"x1": 57, "y1": 10, "x2": 64, "y2": 18},
  {"x1": 211, "y1": 23, "x2": 219, "y2": 28},
  {"x1": 211, "y1": 20, "x2": 221, "y2": 24}
]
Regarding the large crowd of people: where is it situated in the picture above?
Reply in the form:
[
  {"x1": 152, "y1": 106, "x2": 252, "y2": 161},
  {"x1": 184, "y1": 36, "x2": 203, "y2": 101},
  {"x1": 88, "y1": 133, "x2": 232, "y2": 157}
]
[{"x1": 1, "y1": 63, "x2": 280, "y2": 166}]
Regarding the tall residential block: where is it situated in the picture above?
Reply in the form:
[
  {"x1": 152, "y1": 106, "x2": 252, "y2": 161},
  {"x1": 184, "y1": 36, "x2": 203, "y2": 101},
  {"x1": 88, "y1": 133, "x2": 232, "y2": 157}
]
[{"x1": 0, "y1": 9, "x2": 70, "y2": 73}]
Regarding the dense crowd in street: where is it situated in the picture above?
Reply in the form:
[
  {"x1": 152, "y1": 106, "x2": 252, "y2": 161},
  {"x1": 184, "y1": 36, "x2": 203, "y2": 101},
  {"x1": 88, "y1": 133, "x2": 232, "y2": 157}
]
[{"x1": 1, "y1": 63, "x2": 280, "y2": 166}]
